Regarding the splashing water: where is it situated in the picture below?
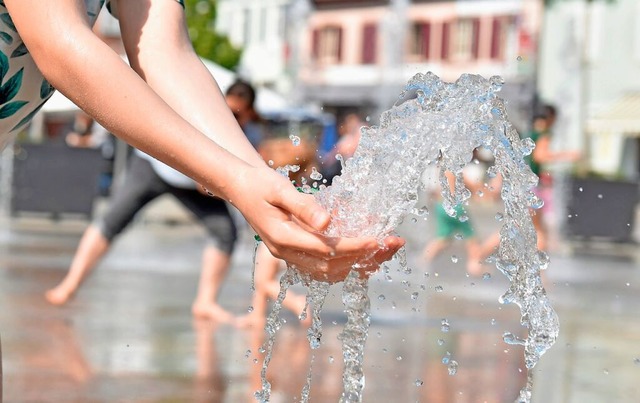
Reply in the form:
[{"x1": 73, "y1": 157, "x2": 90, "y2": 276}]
[{"x1": 256, "y1": 72, "x2": 558, "y2": 402}]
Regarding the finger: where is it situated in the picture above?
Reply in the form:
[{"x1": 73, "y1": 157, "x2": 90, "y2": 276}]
[
  {"x1": 273, "y1": 186, "x2": 330, "y2": 232},
  {"x1": 270, "y1": 221, "x2": 381, "y2": 259}
]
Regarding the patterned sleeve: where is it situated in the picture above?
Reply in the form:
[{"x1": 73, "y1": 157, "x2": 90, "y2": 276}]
[{"x1": 106, "y1": 0, "x2": 185, "y2": 19}]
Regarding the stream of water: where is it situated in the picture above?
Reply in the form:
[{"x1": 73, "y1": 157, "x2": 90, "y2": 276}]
[{"x1": 255, "y1": 72, "x2": 559, "y2": 403}]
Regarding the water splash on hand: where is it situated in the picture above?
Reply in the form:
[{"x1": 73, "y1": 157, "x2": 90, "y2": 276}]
[{"x1": 256, "y1": 72, "x2": 558, "y2": 403}]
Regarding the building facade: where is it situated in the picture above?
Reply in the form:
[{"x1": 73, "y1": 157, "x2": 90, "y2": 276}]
[
  {"x1": 538, "y1": 0, "x2": 640, "y2": 177},
  {"x1": 216, "y1": 0, "x2": 543, "y2": 129},
  {"x1": 299, "y1": 0, "x2": 543, "y2": 127},
  {"x1": 216, "y1": 0, "x2": 294, "y2": 90}
]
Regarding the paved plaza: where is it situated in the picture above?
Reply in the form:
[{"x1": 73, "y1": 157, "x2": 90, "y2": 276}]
[{"x1": 1, "y1": 199, "x2": 640, "y2": 402}]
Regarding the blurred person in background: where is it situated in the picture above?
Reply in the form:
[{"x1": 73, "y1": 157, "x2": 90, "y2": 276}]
[
  {"x1": 421, "y1": 163, "x2": 485, "y2": 277},
  {"x1": 321, "y1": 112, "x2": 367, "y2": 185},
  {"x1": 526, "y1": 104, "x2": 581, "y2": 251},
  {"x1": 64, "y1": 111, "x2": 116, "y2": 196},
  {"x1": 0, "y1": 0, "x2": 402, "y2": 285},
  {"x1": 45, "y1": 82, "x2": 267, "y2": 324}
]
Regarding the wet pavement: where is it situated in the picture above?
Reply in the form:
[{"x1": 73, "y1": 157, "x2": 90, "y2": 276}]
[{"x1": 1, "y1": 200, "x2": 640, "y2": 403}]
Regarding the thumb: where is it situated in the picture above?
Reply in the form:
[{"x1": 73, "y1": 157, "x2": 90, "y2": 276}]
[{"x1": 277, "y1": 187, "x2": 330, "y2": 232}]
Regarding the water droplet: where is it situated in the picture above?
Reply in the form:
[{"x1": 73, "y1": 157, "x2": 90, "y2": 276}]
[
  {"x1": 454, "y1": 233, "x2": 464, "y2": 240},
  {"x1": 268, "y1": 159, "x2": 274, "y2": 166},
  {"x1": 579, "y1": 187, "x2": 583, "y2": 192},
  {"x1": 448, "y1": 360, "x2": 459, "y2": 375},
  {"x1": 396, "y1": 355, "x2": 403, "y2": 361},
  {"x1": 411, "y1": 292, "x2": 419, "y2": 300},
  {"x1": 247, "y1": 305, "x2": 254, "y2": 313},
  {"x1": 441, "y1": 318, "x2": 450, "y2": 332},
  {"x1": 633, "y1": 357, "x2": 640, "y2": 365},
  {"x1": 310, "y1": 167, "x2": 323, "y2": 181},
  {"x1": 442, "y1": 351, "x2": 451, "y2": 364},
  {"x1": 459, "y1": 215, "x2": 469, "y2": 222},
  {"x1": 503, "y1": 332, "x2": 526, "y2": 346},
  {"x1": 415, "y1": 379, "x2": 424, "y2": 386},
  {"x1": 491, "y1": 318, "x2": 497, "y2": 325},
  {"x1": 451, "y1": 255, "x2": 458, "y2": 263},
  {"x1": 289, "y1": 134, "x2": 301, "y2": 146},
  {"x1": 597, "y1": 194, "x2": 603, "y2": 199},
  {"x1": 437, "y1": 338, "x2": 445, "y2": 346},
  {"x1": 603, "y1": 369, "x2": 609, "y2": 375},
  {"x1": 435, "y1": 285, "x2": 444, "y2": 292},
  {"x1": 517, "y1": 55, "x2": 523, "y2": 61},
  {"x1": 495, "y1": 212, "x2": 504, "y2": 221},
  {"x1": 245, "y1": 349, "x2": 252, "y2": 358},
  {"x1": 329, "y1": 356, "x2": 334, "y2": 363},
  {"x1": 378, "y1": 294, "x2": 386, "y2": 301}
]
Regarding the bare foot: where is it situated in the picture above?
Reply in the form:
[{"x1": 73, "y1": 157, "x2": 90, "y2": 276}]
[
  {"x1": 192, "y1": 302, "x2": 235, "y2": 324},
  {"x1": 466, "y1": 259, "x2": 484, "y2": 277},
  {"x1": 235, "y1": 312, "x2": 266, "y2": 330},
  {"x1": 45, "y1": 285, "x2": 75, "y2": 306}
]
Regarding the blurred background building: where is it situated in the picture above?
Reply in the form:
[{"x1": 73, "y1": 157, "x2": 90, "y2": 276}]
[{"x1": 217, "y1": 0, "x2": 541, "y2": 131}]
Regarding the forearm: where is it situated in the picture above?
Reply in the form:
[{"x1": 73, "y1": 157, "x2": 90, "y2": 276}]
[
  {"x1": 6, "y1": 1, "x2": 251, "y2": 198},
  {"x1": 117, "y1": 0, "x2": 265, "y2": 167}
]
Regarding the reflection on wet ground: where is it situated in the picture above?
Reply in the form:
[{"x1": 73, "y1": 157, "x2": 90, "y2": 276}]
[{"x1": 1, "y1": 207, "x2": 640, "y2": 402}]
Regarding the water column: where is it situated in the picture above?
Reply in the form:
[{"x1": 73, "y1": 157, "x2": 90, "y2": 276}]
[{"x1": 258, "y1": 72, "x2": 559, "y2": 403}]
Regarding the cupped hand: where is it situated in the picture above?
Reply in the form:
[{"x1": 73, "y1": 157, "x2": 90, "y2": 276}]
[{"x1": 227, "y1": 166, "x2": 404, "y2": 283}]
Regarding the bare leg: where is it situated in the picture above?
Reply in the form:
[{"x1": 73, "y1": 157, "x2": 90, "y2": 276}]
[
  {"x1": 479, "y1": 232, "x2": 501, "y2": 261},
  {"x1": 45, "y1": 225, "x2": 110, "y2": 305},
  {"x1": 531, "y1": 209, "x2": 547, "y2": 251},
  {"x1": 465, "y1": 238, "x2": 483, "y2": 277},
  {"x1": 422, "y1": 238, "x2": 451, "y2": 262},
  {"x1": 237, "y1": 244, "x2": 310, "y2": 328},
  {"x1": 192, "y1": 245, "x2": 234, "y2": 323}
]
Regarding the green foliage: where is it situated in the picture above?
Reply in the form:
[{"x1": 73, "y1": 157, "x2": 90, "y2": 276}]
[{"x1": 184, "y1": 0, "x2": 242, "y2": 70}]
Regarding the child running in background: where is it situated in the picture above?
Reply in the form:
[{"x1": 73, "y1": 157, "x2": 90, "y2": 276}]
[{"x1": 421, "y1": 155, "x2": 488, "y2": 277}]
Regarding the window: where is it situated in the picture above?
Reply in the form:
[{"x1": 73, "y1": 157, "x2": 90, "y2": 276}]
[
  {"x1": 312, "y1": 26, "x2": 343, "y2": 64},
  {"x1": 443, "y1": 18, "x2": 480, "y2": 62},
  {"x1": 259, "y1": 6, "x2": 268, "y2": 42},
  {"x1": 279, "y1": 5, "x2": 289, "y2": 40},
  {"x1": 243, "y1": 8, "x2": 252, "y2": 46},
  {"x1": 491, "y1": 17, "x2": 508, "y2": 60},
  {"x1": 362, "y1": 23, "x2": 378, "y2": 64},
  {"x1": 409, "y1": 22, "x2": 431, "y2": 60}
]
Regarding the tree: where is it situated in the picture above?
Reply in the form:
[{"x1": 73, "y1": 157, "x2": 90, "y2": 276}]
[{"x1": 184, "y1": 0, "x2": 242, "y2": 70}]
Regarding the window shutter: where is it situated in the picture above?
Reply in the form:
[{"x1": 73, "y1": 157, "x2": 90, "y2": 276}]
[
  {"x1": 441, "y1": 21, "x2": 450, "y2": 61},
  {"x1": 471, "y1": 18, "x2": 481, "y2": 59},
  {"x1": 337, "y1": 27, "x2": 343, "y2": 62},
  {"x1": 422, "y1": 22, "x2": 431, "y2": 59},
  {"x1": 312, "y1": 28, "x2": 320, "y2": 60},
  {"x1": 490, "y1": 18, "x2": 502, "y2": 59},
  {"x1": 362, "y1": 23, "x2": 377, "y2": 64}
]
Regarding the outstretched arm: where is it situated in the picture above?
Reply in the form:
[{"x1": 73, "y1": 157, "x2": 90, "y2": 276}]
[{"x1": 5, "y1": 0, "x2": 402, "y2": 281}]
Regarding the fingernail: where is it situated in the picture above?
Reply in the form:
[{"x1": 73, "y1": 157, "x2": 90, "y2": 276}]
[{"x1": 311, "y1": 210, "x2": 328, "y2": 229}]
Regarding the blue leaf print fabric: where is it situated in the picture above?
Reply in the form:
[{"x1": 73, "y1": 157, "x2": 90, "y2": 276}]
[{"x1": 0, "y1": 0, "x2": 106, "y2": 150}]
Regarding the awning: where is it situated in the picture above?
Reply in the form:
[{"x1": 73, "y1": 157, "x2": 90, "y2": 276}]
[{"x1": 587, "y1": 92, "x2": 640, "y2": 135}]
